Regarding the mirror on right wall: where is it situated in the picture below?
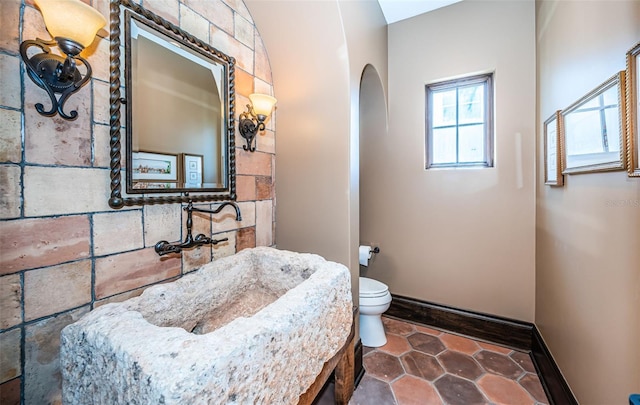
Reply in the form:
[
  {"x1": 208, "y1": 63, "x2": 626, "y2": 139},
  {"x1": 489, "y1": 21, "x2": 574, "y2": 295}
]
[
  {"x1": 626, "y1": 42, "x2": 640, "y2": 177},
  {"x1": 562, "y1": 71, "x2": 627, "y2": 174}
]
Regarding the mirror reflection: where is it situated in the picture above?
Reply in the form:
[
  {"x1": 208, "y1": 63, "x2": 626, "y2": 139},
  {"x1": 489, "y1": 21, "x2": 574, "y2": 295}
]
[
  {"x1": 126, "y1": 14, "x2": 227, "y2": 191},
  {"x1": 108, "y1": 0, "x2": 236, "y2": 208},
  {"x1": 562, "y1": 72, "x2": 625, "y2": 174}
]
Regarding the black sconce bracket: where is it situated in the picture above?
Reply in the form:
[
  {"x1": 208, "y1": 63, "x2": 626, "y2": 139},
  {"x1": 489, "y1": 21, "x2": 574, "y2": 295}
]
[
  {"x1": 238, "y1": 104, "x2": 267, "y2": 152},
  {"x1": 19, "y1": 37, "x2": 92, "y2": 120}
]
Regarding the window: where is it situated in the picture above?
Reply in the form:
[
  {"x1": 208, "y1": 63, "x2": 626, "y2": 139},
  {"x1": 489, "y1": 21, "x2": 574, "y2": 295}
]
[{"x1": 425, "y1": 73, "x2": 494, "y2": 168}]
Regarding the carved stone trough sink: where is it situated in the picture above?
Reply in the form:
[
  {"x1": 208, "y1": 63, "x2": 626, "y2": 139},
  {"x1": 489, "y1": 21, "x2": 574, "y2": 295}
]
[{"x1": 60, "y1": 247, "x2": 353, "y2": 404}]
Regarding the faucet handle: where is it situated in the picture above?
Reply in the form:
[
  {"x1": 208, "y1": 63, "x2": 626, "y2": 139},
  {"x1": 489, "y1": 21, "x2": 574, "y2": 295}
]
[{"x1": 154, "y1": 240, "x2": 181, "y2": 256}]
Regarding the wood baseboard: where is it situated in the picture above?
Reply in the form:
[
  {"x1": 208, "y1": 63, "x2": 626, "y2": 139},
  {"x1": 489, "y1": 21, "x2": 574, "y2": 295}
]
[
  {"x1": 531, "y1": 327, "x2": 578, "y2": 405},
  {"x1": 387, "y1": 294, "x2": 577, "y2": 405},
  {"x1": 387, "y1": 294, "x2": 533, "y2": 350}
]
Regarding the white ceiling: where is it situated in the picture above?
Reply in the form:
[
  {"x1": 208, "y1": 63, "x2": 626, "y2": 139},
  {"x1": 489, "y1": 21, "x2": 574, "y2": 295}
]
[{"x1": 377, "y1": 0, "x2": 463, "y2": 24}]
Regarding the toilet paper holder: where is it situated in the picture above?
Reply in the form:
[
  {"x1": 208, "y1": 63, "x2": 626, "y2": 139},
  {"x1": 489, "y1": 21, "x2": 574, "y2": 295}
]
[{"x1": 370, "y1": 246, "x2": 380, "y2": 254}]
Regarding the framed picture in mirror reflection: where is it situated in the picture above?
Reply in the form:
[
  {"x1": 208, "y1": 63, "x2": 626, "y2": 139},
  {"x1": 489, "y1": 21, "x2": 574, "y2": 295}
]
[
  {"x1": 131, "y1": 151, "x2": 179, "y2": 182},
  {"x1": 181, "y1": 153, "x2": 204, "y2": 188}
]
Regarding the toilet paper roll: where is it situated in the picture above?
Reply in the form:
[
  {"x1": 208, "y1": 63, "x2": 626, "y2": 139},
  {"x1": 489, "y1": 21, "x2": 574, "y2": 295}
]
[{"x1": 359, "y1": 245, "x2": 372, "y2": 266}]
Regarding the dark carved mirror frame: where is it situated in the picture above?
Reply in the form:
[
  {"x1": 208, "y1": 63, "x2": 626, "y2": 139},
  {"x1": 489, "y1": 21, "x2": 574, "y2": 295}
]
[{"x1": 108, "y1": 0, "x2": 236, "y2": 208}]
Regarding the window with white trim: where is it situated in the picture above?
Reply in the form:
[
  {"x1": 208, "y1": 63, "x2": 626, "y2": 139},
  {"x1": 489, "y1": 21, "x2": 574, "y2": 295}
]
[{"x1": 425, "y1": 73, "x2": 494, "y2": 168}]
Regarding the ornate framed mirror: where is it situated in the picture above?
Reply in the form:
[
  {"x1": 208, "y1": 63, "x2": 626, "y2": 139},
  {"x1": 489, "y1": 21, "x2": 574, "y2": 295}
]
[{"x1": 108, "y1": 0, "x2": 236, "y2": 208}]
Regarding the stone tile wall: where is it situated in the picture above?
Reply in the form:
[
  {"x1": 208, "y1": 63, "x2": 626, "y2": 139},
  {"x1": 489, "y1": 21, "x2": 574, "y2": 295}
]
[{"x1": 0, "y1": 0, "x2": 275, "y2": 403}]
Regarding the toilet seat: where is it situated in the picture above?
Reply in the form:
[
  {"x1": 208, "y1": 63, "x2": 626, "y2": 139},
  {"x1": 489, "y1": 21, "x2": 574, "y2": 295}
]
[{"x1": 360, "y1": 277, "x2": 389, "y2": 298}]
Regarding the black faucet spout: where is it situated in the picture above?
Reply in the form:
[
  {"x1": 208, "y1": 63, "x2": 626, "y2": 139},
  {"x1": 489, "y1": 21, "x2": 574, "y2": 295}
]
[{"x1": 209, "y1": 201, "x2": 242, "y2": 221}]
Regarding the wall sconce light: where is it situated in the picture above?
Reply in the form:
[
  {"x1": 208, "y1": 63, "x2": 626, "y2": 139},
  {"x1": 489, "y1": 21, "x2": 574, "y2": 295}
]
[
  {"x1": 239, "y1": 93, "x2": 277, "y2": 152},
  {"x1": 19, "y1": 0, "x2": 107, "y2": 120}
]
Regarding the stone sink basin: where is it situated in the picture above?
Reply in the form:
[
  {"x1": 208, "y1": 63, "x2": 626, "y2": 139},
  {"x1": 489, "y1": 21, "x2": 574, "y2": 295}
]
[{"x1": 60, "y1": 247, "x2": 353, "y2": 404}]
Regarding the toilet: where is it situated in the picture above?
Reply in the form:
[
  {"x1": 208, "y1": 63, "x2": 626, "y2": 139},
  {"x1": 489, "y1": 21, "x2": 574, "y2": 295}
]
[{"x1": 359, "y1": 277, "x2": 392, "y2": 347}]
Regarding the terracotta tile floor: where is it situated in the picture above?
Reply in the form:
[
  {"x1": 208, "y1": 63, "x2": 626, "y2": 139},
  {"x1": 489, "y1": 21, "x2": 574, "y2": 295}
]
[{"x1": 316, "y1": 316, "x2": 549, "y2": 405}]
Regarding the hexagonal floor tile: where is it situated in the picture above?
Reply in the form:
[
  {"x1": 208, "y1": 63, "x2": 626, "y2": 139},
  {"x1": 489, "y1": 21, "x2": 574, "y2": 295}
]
[
  {"x1": 477, "y1": 341, "x2": 513, "y2": 355},
  {"x1": 349, "y1": 375, "x2": 396, "y2": 405},
  {"x1": 518, "y1": 373, "x2": 549, "y2": 403},
  {"x1": 434, "y1": 374, "x2": 488, "y2": 405},
  {"x1": 383, "y1": 317, "x2": 416, "y2": 336},
  {"x1": 510, "y1": 351, "x2": 536, "y2": 373},
  {"x1": 438, "y1": 351, "x2": 484, "y2": 380},
  {"x1": 477, "y1": 373, "x2": 535, "y2": 405},
  {"x1": 391, "y1": 375, "x2": 441, "y2": 405},
  {"x1": 363, "y1": 351, "x2": 405, "y2": 382},
  {"x1": 401, "y1": 351, "x2": 445, "y2": 381},
  {"x1": 439, "y1": 333, "x2": 481, "y2": 355},
  {"x1": 474, "y1": 350, "x2": 524, "y2": 379},
  {"x1": 378, "y1": 333, "x2": 412, "y2": 356},
  {"x1": 407, "y1": 332, "x2": 446, "y2": 355}
]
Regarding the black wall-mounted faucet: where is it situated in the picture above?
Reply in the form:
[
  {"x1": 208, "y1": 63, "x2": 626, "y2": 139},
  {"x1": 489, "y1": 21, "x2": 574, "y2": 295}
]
[{"x1": 154, "y1": 200, "x2": 242, "y2": 256}]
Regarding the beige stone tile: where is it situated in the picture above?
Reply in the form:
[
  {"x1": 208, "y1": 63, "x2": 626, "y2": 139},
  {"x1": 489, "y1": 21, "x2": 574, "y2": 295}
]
[
  {"x1": 92, "y1": 0, "x2": 112, "y2": 29},
  {"x1": 210, "y1": 25, "x2": 253, "y2": 73},
  {"x1": 179, "y1": 4, "x2": 210, "y2": 44},
  {"x1": 222, "y1": 0, "x2": 252, "y2": 23},
  {"x1": 24, "y1": 260, "x2": 92, "y2": 321},
  {"x1": 0, "y1": 274, "x2": 21, "y2": 329},
  {"x1": 234, "y1": 14, "x2": 254, "y2": 49},
  {"x1": 0, "y1": 0, "x2": 20, "y2": 53},
  {"x1": 93, "y1": 210, "x2": 144, "y2": 256},
  {"x1": 184, "y1": 0, "x2": 233, "y2": 35},
  {"x1": 93, "y1": 285, "x2": 146, "y2": 308},
  {"x1": 253, "y1": 78, "x2": 273, "y2": 95},
  {"x1": 0, "y1": 164, "x2": 21, "y2": 219},
  {"x1": 236, "y1": 175, "x2": 256, "y2": 201},
  {"x1": 94, "y1": 247, "x2": 181, "y2": 299},
  {"x1": 143, "y1": 0, "x2": 179, "y2": 25},
  {"x1": 236, "y1": 149, "x2": 272, "y2": 176},
  {"x1": 24, "y1": 85, "x2": 92, "y2": 166},
  {"x1": 235, "y1": 93, "x2": 249, "y2": 121},
  {"x1": 23, "y1": 166, "x2": 112, "y2": 216},
  {"x1": 182, "y1": 245, "x2": 211, "y2": 273},
  {"x1": 212, "y1": 201, "x2": 254, "y2": 233},
  {"x1": 24, "y1": 306, "x2": 90, "y2": 404},
  {"x1": 0, "y1": 108, "x2": 21, "y2": 163},
  {"x1": 264, "y1": 109, "x2": 276, "y2": 131},
  {"x1": 254, "y1": 33, "x2": 272, "y2": 84},
  {"x1": 188, "y1": 204, "x2": 213, "y2": 236},
  {"x1": 0, "y1": 376, "x2": 21, "y2": 404},
  {"x1": 93, "y1": 79, "x2": 111, "y2": 125},
  {"x1": 235, "y1": 68, "x2": 254, "y2": 98},
  {"x1": 271, "y1": 153, "x2": 276, "y2": 179},
  {"x1": 83, "y1": 36, "x2": 110, "y2": 83},
  {"x1": 93, "y1": 123, "x2": 111, "y2": 167},
  {"x1": 0, "y1": 328, "x2": 21, "y2": 384},
  {"x1": 255, "y1": 199, "x2": 272, "y2": 246},
  {"x1": 22, "y1": 4, "x2": 48, "y2": 45},
  {"x1": 143, "y1": 203, "x2": 182, "y2": 247},
  {"x1": 255, "y1": 176, "x2": 273, "y2": 200},
  {"x1": 236, "y1": 226, "x2": 255, "y2": 251},
  {"x1": 0, "y1": 215, "x2": 91, "y2": 275},
  {"x1": 0, "y1": 55, "x2": 21, "y2": 109},
  {"x1": 256, "y1": 129, "x2": 275, "y2": 154},
  {"x1": 212, "y1": 230, "x2": 236, "y2": 259}
]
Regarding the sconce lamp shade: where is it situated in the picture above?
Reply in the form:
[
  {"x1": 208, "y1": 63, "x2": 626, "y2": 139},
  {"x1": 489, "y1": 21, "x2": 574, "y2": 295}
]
[
  {"x1": 249, "y1": 93, "x2": 277, "y2": 117},
  {"x1": 35, "y1": 0, "x2": 107, "y2": 48}
]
